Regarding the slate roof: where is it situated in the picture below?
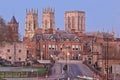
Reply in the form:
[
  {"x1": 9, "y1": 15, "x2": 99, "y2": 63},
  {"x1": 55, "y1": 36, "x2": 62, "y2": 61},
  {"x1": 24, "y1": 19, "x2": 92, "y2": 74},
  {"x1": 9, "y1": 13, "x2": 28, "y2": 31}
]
[
  {"x1": 9, "y1": 16, "x2": 18, "y2": 24},
  {"x1": 32, "y1": 30, "x2": 81, "y2": 42}
]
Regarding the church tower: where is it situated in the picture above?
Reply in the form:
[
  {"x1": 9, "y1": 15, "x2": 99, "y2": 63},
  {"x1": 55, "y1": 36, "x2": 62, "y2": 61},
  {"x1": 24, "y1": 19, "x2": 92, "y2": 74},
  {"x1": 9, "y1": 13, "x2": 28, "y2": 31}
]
[
  {"x1": 65, "y1": 10, "x2": 85, "y2": 32},
  {"x1": 24, "y1": 9, "x2": 39, "y2": 39},
  {"x1": 42, "y1": 7, "x2": 55, "y2": 32},
  {"x1": 8, "y1": 16, "x2": 19, "y2": 41}
]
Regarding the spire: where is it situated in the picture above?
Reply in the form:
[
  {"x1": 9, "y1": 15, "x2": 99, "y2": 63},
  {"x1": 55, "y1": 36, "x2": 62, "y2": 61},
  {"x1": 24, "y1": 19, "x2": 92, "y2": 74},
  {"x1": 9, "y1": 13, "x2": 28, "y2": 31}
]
[
  {"x1": 112, "y1": 27, "x2": 115, "y2": 36},
  {"x1": 9, "y1": 16, "x2": 18, "y2": 24}
]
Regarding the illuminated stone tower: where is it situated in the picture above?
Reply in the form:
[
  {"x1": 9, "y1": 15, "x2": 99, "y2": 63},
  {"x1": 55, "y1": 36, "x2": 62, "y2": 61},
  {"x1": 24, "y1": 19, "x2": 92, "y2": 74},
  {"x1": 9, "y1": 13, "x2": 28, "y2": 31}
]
[
  {"x1": 24, "y1": 9, "x2": 39, "y2": 39},
  {"x1": 65, "y1": 10, "x2": 85, "y2": 32},
  {"x1": 42, "y1": 7, "x2": 55, "y2": 32}
]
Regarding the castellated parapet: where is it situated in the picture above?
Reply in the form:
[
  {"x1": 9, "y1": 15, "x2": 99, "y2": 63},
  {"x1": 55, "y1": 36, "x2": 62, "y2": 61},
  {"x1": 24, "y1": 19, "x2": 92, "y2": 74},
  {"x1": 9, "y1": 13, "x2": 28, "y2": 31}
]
[
  {"x1": 26, "y1": 9, "x2": 38, "y2": 15},
  {"x1": 42, "y1": 7, "x2": 55, "y2": 13}
]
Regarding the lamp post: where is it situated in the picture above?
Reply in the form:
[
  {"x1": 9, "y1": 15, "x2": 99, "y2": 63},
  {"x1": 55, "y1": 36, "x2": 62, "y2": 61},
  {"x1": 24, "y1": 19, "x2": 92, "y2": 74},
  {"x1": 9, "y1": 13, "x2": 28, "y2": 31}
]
[
  {"x1": 14, "y1": 42, "x2": 16, "y2": 65},
  {"x1": 78, "y1": 54, "x2": 81, "y2": 60},
  {"x1": 104, "y1": 34, "x2": 109, "y2": 80},
  {"x1": 106, "y1": 37, "x2": 109, "y2": 80},
  {"x1": 91, "y1": 38, "x2": 94, "y2": 66},
  {"x1": 66, "y1": 46, "x2": 70, "y2": 80}
]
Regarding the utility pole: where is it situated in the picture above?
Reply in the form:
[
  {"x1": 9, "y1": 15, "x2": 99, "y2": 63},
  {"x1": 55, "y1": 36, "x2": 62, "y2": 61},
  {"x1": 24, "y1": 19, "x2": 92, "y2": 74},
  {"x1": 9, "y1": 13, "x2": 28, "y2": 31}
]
[
  {"x1": 92, "y1": 38, "x2": 94, "y2": 65},
  {"x1": 63, "y1": 45, "x2": 70, "y2": 80},
  {"x1": 92, "y1": 37, "x2": 95, "y2": 80},
  {"x1": 105, "y1": 36, "x2": 109, "y2": 80},
  {"x1": 106, "y1": 37, "x2": 109, "y2": 80}
]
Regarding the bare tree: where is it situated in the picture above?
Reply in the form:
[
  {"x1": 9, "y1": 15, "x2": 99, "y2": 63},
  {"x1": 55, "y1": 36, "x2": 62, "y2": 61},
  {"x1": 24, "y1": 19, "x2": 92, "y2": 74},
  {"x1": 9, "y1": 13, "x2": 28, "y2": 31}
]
[{"x1": 0, "y1": 17, "x2": 19, "y2": 44}]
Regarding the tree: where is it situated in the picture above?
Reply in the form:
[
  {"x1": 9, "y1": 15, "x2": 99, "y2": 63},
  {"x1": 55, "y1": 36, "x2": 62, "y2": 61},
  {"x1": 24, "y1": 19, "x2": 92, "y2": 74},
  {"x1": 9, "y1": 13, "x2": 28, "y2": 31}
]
[
  {"x1": 0, "y1": 17, "x2": 7, "y2": 43},
  {"x1": 0, "y1": 17, "x2": 19, "y2": 44}
]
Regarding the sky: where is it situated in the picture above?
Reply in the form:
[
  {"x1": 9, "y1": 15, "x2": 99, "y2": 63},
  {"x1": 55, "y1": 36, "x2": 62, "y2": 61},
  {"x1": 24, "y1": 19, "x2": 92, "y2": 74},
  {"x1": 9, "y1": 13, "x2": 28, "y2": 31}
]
[{"x1": 0, "y1": 0, "x2": 120, "y2": 38}]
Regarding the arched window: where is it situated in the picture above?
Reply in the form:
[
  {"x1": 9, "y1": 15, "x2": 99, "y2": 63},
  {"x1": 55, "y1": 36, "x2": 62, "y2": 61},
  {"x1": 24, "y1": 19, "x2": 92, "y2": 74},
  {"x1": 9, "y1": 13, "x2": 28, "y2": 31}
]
[
  {"x1": 72, "y1": 16, "x2": 75, "y2": 29},
  {"x1": 68, "y1": 16, "x2": 70, "y2": 28},
  {"x1": 45, "y1": 20, "x2": 47, "y2": 28}
]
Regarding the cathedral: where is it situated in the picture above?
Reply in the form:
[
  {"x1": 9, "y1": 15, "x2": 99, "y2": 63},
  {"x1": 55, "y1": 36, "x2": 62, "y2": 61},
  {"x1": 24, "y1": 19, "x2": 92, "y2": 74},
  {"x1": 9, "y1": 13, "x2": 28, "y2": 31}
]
[{"x1": 24, "y1": 8, "x2": 85, "y2": 40}]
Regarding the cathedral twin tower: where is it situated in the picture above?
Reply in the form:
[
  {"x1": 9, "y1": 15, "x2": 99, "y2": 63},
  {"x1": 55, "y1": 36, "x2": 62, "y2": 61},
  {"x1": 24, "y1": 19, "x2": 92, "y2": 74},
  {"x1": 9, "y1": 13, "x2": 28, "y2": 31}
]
[{"x1": 24, "y1": 8, "x2": 85, "y2": 39}]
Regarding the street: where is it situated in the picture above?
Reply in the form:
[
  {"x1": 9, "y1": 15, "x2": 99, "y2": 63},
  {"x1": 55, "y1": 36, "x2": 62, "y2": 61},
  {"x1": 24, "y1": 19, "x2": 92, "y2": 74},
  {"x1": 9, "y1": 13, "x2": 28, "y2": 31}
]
[{"x1": 4, "y1": 60, "x2": 95, "y2": 80}]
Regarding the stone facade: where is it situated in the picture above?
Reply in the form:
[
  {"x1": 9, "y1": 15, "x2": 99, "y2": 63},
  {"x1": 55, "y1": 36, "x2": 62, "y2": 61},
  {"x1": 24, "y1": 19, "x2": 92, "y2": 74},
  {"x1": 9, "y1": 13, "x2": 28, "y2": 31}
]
[
  {"x1": 64, "y1": 11, "x2": 85, "y2": 32},
  {"x1": 0, "y1": 42, "x2": 27, "y2": 63}
]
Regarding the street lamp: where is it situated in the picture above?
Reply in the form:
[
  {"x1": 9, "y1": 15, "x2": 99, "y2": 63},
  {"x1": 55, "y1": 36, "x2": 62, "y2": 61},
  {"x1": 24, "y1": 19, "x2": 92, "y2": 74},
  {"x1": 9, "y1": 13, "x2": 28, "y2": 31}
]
[
  {"x1": 105, "y1": 36, "x2": 109, "y2": 80},
  {"x1": 66, "y1": 46, "x2": 70, "y2": 80},
  {"x1": 78, "y1": 54, "x2": 81, "y2": 60}
]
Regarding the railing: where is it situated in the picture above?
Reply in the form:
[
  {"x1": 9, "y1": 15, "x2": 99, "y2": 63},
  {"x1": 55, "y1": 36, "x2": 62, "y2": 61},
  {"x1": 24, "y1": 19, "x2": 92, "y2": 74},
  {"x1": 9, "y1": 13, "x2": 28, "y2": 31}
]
[
  {"x1": 57, "y1": 60, "x2": 82, "y2": 64},
  {"x1": 83, "y1": 61, "x2": 104, "y2": 79}
]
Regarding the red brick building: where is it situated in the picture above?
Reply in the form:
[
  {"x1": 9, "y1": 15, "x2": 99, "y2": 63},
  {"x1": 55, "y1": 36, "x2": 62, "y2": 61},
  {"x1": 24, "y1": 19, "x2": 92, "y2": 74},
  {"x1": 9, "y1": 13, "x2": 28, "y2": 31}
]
[{"x1": 24, "y1": 29, "x2": 83, "y2": 60}]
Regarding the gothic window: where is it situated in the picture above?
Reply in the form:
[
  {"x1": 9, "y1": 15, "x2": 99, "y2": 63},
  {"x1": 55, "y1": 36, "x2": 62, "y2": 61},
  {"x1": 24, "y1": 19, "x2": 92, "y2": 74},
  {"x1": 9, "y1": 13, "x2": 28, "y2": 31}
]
[
  {"x1": 72, "y1": 16, "x2": 75, "y2": 28},
  {"x1": 68, "y1": 16, "x2": 70, "y2": 28},
  {"x1": 81, "y1": 16, "x2": 84, "y2": 30},
  {"x1": 28, "y1": 23, "x2": 31, "y2": 30},
  {"x1": 45, "y1": 20, "x2": 47, "y2": 28},
  {"x1": 50, "y1": 20, "x2": 52, "y2": 28},
  {"x1": 34, "y1": 20, "x2": 36, "y2": 30},
  {"x1": 78, "y1": 16, "x2": 81, "y2": 30}
]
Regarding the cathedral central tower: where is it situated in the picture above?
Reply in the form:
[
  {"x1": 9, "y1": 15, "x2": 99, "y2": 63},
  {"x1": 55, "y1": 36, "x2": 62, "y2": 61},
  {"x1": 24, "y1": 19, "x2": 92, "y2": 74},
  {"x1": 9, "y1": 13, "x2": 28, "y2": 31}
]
[{"x1": 65, "y1": 11, "x2": 85, "y2": 32}]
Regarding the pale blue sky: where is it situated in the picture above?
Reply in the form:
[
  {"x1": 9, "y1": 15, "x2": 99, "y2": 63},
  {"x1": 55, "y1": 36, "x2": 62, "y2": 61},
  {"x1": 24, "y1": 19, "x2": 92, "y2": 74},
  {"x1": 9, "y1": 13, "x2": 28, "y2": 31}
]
[{"x1": 0, "y1": 0, "x2": 120, "y2": 37}]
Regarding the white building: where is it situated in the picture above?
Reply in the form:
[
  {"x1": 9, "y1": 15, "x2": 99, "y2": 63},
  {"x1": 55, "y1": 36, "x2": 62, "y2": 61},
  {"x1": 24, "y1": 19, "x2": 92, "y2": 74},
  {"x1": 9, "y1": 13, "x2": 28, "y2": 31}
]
[{"x1": 0, "y1": 42, "x2": 27, "y2": 63}]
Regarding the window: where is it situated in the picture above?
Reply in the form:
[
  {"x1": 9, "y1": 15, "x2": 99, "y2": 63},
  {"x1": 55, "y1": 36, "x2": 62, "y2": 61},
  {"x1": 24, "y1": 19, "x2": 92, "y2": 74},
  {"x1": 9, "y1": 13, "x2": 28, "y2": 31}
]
[
  {"x1": 60, "y1": 45, "x2": 63, "y2": 50},
  {"x1": 7, "y1": 49, "x2": 10, "y2": 52},
  {"x1": 72, "y1": 45, "x2": 80, "y2": 51},
  {"x1": 19, "y1": 49, "x2": 21, "y2": 53},
  {"x1": 48, "y1": 45, "x2": 52, "y2": 50},
  {"x1": 52, "y1": 45, "x2": 55, "y2": 50},
  {"x1": 48, "y1": 44, "x2": 57, "y2": 50},
  {"x1": 76, "y1": 45, "x2": 79, "y2": 50},
  {"x1": 19, "y1": 58, "x2": 21, "y2": 61},
  {"x1": 9, "y1": 56, "x2": 11, "y2": 59},
  {"x1": 43, "y1": 45, "x2": 45, "y2": 48},
  {"x1": 72, "y1": 45, "x2": 75, "y2": 50}
]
